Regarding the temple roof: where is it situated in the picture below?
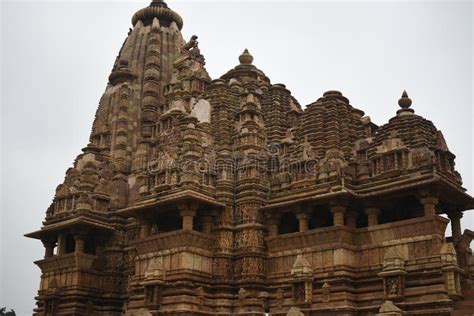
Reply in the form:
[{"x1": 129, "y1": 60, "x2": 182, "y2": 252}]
[
  {"x1": 221, "y1": 49, "x2": 270, "y2": 84},
  {"x1": 372, "y1": 91, "x2": 454, "y2": 155}
]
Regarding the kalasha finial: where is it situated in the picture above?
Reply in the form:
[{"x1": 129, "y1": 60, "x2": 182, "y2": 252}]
[
  {"x1": 239, "y1": 49, "x2": 254, "y2": 65},
  {"x1": 397, "y1": 90, "x2": 414, "y2": 115},
  {"x1": 398, "y1": 90, "x2": 412, "y2": 108},
  {"x1": 150, "y1": 0, "x2": 168, "y2": 8}
]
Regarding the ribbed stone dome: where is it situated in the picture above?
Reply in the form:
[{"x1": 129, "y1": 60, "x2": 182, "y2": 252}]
[{"x1": 132, "y1": 0, "x2": 183, "y2": 29}]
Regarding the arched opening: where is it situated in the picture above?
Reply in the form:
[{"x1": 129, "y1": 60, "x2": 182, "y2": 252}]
[
  {"x1": 278, "y1": 212, "x2": 299, "y2": 235},
  {"x1": 155, "y1": 211, "x2": 182, "y2": 233},
  {"x1": 308, "y1": 206, "x2": 333, "y2": 230}
]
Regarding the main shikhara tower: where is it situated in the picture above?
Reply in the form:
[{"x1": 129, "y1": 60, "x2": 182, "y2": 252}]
[{"x1": 26, "y1": 1, "x2": 474, "y2": 315}]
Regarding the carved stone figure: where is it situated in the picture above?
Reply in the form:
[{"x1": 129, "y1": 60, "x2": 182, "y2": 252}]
[{"x1": 183, "y1": 35, "x2": 198, "y2": 51}]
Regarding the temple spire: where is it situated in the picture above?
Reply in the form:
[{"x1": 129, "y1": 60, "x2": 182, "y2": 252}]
[{"x1": 150, "y1": 0, "x2": 168, "y2": 7}]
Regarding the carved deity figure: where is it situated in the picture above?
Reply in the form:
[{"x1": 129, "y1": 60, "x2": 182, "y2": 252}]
[
  {"x1": 276, "y1": 288, "x2": 284, "y2": 307},
  {"x1": 293, "y1": 283, "x2": 305, "y2": 303},
  {"x1": 386, "y1": 276, "x2": 399, "y2": 296},
  {"x1": 412, "y1": 147, "x2": 434, "y2": 168}
]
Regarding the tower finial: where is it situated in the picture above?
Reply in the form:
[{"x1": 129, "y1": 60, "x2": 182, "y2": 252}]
[
  {"x1": 397, "y1": 90, "x2": 414, "y2": 115},
  {"x1": 150, "y1": 0, "x2": 168, "y2": 7},
  {"x1": 239, "y1": 49, "x2": 254, "y2": 65}
]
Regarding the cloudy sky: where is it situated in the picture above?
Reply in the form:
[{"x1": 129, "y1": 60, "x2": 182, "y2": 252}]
[{"x1": 1, "y1": 0, "x2": 472, "y2": 314}]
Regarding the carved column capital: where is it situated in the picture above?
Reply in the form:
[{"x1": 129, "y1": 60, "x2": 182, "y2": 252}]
[
  {"x1": 180, "y1": 204, "x2": 198, "y2": 230},
  {"x1": 179, "y1": 208, "x2": 198, "y2": 218},
  {"x1": 419, "y1": 196, "x2": 439, "y2": 205},
  {"x1": 447, "y1": 210, "x2": 463, "y2": 220},
  {"x1": 41, "y1": 238, "x2": 56, "y2": 258},
  {"x1": 329, "y1": 198, "x2": 349, "y2": 208},
  {"x1": 330, "y1": 205, "x2": 347, "y2": 214},
  {"x1": 72, "y1": 228, "x2": 89, "y2": 240},
  {"x1": 365, "y1": 207, "x2": 381, "y2": 216},
  {"x1": 57, "y1": 233, "x2": 67, "y2": 255},
  {"x1": 74, "y1": 237, "x2": 85, "y2": 254},
  {"x1": 295, "y1": 211, "x2": 310, "y2": 221},
  {"x1": 266, "y1": 212, "x2": 279, "y2": 237},
  {"x1": 178, "y1": 201, "x2": 199, "y2": 214},
  {"x1": 330, "y1": 204, "x2": 346, "y2": 226},
  {"x1": 296, "y1": 211, "x2": 310, "y2": 232},
  {"x1": 140, "y1": 218, "x2": 151, "y2": 239},
  {"x1": 365, "y1": 207, "x2": 381, "y2": 226},
  {"x1": 448, "y1": 210, "x2": 463, "y2": 243},
  {"x1": 419, "y1": 196, "x2": 438, "y2": 216}
]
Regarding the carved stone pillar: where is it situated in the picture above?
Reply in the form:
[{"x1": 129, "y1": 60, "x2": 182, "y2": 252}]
[
  {"x1": 448, "y1": 211, "x2": 463, "y2": 244},
  {"x1": 57, "y1": 233, "x2": 66, "y2": 255},
  {"x1": 140, "y1": 219, "x2": 151, "y2": 238},
  {"x1": 74, "y1": 235, "x2": 85, "y2": 254},
  {"x1": 42, "y1": 239, "x2": 55, "y2": 258},
  {"x1": 331, "y1": 205, "x2": 346, "y2": 226},
  {"x1": 346, "y1": 211, "x2": 357, "y2": 229},
  {"x1": 181, "y1": 210, "x2": 196, "y2": 230},
  {"x1": 180, "y1": 203, "x2": 198, "y2": 230},
  {"x1": 365, "y1": 207, "x2": 381, "y2": 226},
  {"x1": 419, "y1": 196, "x2": 438, "y2": 216},
  {"x1": 296, "y1": 212, "x2": 309, "y2": 232},
  {"x1": 266, "y1": 212, "x2": 280, "y2": 237}
]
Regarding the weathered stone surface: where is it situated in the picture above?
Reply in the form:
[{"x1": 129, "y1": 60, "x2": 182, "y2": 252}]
[
  {"x1": 25, "y1": 1, "x2": 474, "y2": 315},
  {"x1": 378, "y1": 300, "x2": 403, "y2": 315}
]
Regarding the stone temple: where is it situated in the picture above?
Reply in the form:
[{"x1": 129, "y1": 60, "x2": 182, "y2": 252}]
[{"x1": 26, "y1": 1, "x2": 474, "y2": 315}]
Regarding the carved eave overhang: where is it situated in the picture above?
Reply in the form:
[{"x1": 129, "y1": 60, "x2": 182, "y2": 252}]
[
  {"x1": 116, "y1": 189, "x2": 225, "y2": 219},
  {"x1": 355, "y1": 172, "x2": 474, "y2": 211},
  {"x1": 262, "y1": 190, "x2": 356, "y2": 212},
  {"x1": 262, "y1": 172, "x2": 474, "y2": 212},
  {"x1": 430, "y1": 177, "x2": 474, "y2": 210},
  {"x1": 25, "y1": 216, "x2": 115, "y2": 240}
]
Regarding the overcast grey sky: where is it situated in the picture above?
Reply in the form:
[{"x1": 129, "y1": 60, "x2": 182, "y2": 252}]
[{"x1": 1, "y1": 0, "x2": 473, "y2": 314}]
